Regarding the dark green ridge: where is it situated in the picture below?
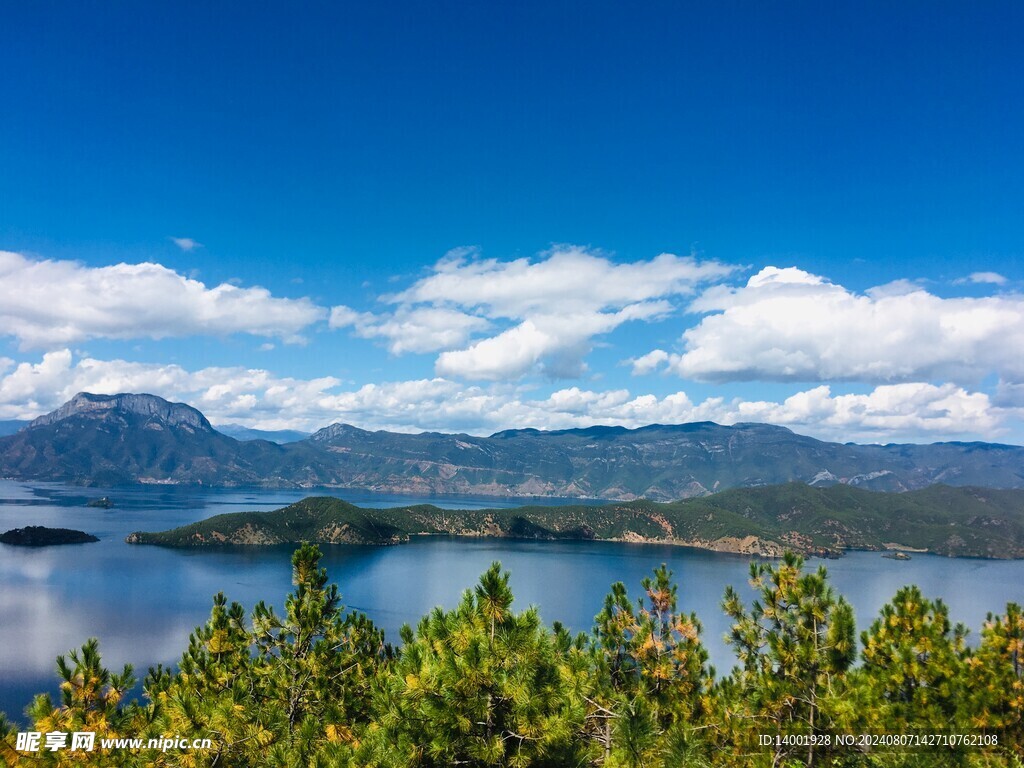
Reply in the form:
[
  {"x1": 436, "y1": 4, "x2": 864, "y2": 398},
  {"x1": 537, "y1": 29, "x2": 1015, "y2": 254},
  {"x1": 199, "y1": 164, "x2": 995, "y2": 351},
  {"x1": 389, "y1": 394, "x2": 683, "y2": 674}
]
[{"x1": 126, "y1": 482, "x2": 1024, "y2": 559}]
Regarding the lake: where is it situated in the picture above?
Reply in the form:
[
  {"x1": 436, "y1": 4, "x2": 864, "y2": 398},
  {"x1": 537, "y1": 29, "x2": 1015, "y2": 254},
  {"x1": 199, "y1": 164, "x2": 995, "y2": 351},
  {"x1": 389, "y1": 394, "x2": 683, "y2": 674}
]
[{"x1": 2, "y1": 479, "x2": 1024, "y2": 722}]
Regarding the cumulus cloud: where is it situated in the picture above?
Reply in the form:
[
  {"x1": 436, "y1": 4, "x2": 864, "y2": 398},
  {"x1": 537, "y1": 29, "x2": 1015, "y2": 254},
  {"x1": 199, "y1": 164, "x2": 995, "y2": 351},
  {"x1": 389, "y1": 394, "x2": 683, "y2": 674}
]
[
  {"x1": 729, "y1": 383, "x2": 1000, "y2": 439},
  {"x1": 0, "y1": 251, "x2": 327, "y2": 348},
  {"x1": 0, "y1": 350, "x2": 1009, "y2": 442},
  {"x1": 436, "y1": 301, "x2": 672, "y2": 380},
  {"x1": 0, "y1": 350, "x2": 343, "y2": 428},
  {"x1": 637, "y1": 266, "x2": 1024, "y2": 386},
  {"x1": 630, "y1": 349, "x2": 670, "y2": 376},
  {"x1": 330, "y1": 246, "x2": 737, "y2": 380},
  {"x1": 170, "y1": 237, "x2": 202, "y2": 252},
  {"x1": 477, "y1": 382, "x2": 1001, "y2": 442},
  {"x1": 391, "y1": 247, "x2": 732, "y2": 315},
  {"x1": 330, "y1": 305, "x2": 489, "y2": 354}
]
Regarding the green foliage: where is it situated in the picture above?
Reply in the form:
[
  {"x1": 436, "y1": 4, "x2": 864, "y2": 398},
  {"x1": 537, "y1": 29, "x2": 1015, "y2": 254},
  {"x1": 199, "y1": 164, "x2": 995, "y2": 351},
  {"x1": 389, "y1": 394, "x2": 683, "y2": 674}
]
[
  {"x1": 961, "y1": 603, "x2": 1024, "y2": 754},
  {"x1": 146, "y1": 542, "x2": 390, "y2": 767},
  {"x1": 128, "y1": 484, "x2": 1024, "y2": 558},
  {"x1": 4, "y1": 548, "x2": 1023, "y2": 768},
  {"x1": 719, "y1": 552, "x2": 858, "y2": 766},
  {"x1": 19, "y1": 638, "x2": 149, "y2": 767},
  {"x1": 364, "y1": 562, "x2": 588, "y2": 767},
  {"x1": 860, "y1": 586, "x2": 968, "y2": 735},
  {"x1": 1, "y1": 710, "x2": 23, "y2": 766},
  {"x1": 590, "y1": 565, "x2": 711, "y2": 765}
]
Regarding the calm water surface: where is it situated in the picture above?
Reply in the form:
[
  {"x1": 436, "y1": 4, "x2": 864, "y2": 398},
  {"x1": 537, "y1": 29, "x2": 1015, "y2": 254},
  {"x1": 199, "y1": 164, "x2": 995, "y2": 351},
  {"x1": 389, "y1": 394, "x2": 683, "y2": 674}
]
[{"x1": 2, "y1": 480, "x2": 1023, "y2": 721}]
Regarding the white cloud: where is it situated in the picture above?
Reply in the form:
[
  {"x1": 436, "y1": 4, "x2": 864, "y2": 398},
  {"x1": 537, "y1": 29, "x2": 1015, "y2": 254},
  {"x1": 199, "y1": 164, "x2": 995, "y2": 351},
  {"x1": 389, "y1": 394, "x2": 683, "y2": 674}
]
[
  {"x1": 639, "y1": 266, "x2": 1024, "y2": 385},
  {"x1": 478, "y1": 382, "x2": 1002, "y2": 442},
  {"x1": 331, "y1": 246, "x2": 737, "y2": 380},
  {"x1": 0, "y1": 350, "x2": 343, "y2": 428},
  {"x1": 436, "y1": 301, "x2": 672, "y2": 380},
  {"x1": 391, "y1": 247, "x2": 732, "y2": 315},
  {"x1": 0, "y1": 350, "x2": 1010, "y2": 442},
  {"x1": 630, "y1": 349, "x2": 670, "y2": 376},
  {"x1": 436, "y1": 320, "x2": 556, "y2": 380},
  {"x1": 729, "y1": 383, "x2": 1000, "y2": 439},
  {"x1": 170, "y1": 237, "x2": 202, "y2": 252},
  {"x1": 0, "y1": 251, "x2": 327, "y2": 348},
  {"x1": 330, "y1": 305, "x2": 490, "y2": 354},
  {"x1": 328, "y1": 305, "x2": 373, "y2": 329},
  {"x1": 954, "y1": 271, "x2": 1008, "y2": 286}
]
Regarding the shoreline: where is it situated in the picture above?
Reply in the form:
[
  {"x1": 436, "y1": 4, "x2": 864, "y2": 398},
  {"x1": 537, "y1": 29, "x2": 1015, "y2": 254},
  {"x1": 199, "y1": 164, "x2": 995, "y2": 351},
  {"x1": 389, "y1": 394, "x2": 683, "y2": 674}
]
[{"x1": 128, "y1": 526, "x2": 970, "y2": 560}]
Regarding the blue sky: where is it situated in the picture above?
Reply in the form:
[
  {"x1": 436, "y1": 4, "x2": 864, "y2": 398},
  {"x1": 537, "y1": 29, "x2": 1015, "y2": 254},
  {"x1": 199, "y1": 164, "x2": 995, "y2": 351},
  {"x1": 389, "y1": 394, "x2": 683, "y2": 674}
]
[{"x1": 1, "y1": 2, "x2": 1022, "y2": 442}]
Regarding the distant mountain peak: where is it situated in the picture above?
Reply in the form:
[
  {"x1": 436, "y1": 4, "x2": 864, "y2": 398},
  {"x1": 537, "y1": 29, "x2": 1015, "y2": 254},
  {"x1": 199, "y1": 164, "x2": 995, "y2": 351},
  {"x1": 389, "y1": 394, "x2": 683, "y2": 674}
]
[
  {"x1": 29, "y1": 392, "x2": 213, "y2": 432},
  {"x1": 309, "y1": 422, "x2": 372, "y2": 442}
]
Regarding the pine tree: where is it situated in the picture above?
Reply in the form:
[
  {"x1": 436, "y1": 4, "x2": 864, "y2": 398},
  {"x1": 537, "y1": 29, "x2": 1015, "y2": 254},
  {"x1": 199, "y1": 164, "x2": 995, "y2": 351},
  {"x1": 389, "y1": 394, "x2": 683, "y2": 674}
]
[
  {"x1": 23, "y1": 638, "x2": 147, "y2": 767},
  {"x1": 14, "y1": 550, "x2": 1024, "y2": 768},
  {"x1": 860, "y1": 585, "x2": 967, "y2": 737},
  {"x1": 961, "y1": 602, "x2": 1024, "y2": 754},
  {"x1": 366, "y1": 562, "x2": 588, "y2": 767},
  {"x1": 146, "y1": 543, "x2": 390, "y2": 768},
  {"x1": 1, "y1": 711, "x2": 24, "y2": 767},
  {"x1": 147, "y1": 592, "x2": 268, "y2": 767},
  {"x1": 719, "y1": 552, "x2": 856, "y2": 767},
  {"x1": 590, "y1": 565, "x2": 711, "y2": 766},
  {"x1": 254, "y1": 543, "x2": 390, "y2": 765}
]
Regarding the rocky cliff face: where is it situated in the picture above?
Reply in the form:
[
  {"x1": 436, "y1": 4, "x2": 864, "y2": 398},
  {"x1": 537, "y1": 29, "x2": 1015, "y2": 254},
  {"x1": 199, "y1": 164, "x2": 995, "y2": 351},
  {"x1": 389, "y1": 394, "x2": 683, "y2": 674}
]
[
  {"x1": 1, "y1": 392, "x2": 287, "y2": 486},
  {"x1": 30, "y1": 392, "x2": 213, "y2": 433},
  {"x1": 308, "y1": 422, "x2": 374, "y2": 442}
]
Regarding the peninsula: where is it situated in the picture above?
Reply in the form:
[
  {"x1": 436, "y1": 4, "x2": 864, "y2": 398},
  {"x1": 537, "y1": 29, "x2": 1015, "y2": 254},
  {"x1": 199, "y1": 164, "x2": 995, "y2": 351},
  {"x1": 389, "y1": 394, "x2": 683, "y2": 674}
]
[{"x1": 126, "y1": 482, "x2": 1024, "y2": 559}]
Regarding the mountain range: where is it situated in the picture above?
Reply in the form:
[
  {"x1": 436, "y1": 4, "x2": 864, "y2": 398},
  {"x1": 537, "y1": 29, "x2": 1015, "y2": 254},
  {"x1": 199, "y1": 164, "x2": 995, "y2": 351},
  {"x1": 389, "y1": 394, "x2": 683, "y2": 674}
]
[{"x1": 2, "y1": 392, "x2": 1024, "y2": 500}]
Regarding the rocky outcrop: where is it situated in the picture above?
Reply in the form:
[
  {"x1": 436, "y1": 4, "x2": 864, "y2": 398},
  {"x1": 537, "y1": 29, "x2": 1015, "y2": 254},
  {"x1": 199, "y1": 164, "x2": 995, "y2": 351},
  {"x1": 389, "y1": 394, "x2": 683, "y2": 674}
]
[{"x1": 30, "y1": 392, "x2": 213, "y2": 432}]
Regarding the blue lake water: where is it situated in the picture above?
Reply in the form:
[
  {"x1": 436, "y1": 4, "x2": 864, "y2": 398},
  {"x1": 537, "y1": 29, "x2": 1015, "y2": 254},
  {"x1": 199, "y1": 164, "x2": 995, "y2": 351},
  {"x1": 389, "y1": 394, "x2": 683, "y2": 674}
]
[{"x1": 2, "y1": 479, "x2": 1024, "y2": 722}]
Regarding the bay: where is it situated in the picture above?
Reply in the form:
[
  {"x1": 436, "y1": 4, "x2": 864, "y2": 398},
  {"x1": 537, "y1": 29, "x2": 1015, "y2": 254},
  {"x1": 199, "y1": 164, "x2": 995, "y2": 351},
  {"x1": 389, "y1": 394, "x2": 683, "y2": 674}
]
[{"x1": 2, "y1": 480, "x2": 1023, "y2": 722}]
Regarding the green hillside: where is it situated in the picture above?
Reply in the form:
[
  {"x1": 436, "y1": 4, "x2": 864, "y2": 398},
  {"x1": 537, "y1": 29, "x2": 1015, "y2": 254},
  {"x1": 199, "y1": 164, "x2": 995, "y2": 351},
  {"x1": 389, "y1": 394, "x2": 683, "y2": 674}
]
[{"x1": 126, "y1": 482, "x2": 1024, "y2": 558}]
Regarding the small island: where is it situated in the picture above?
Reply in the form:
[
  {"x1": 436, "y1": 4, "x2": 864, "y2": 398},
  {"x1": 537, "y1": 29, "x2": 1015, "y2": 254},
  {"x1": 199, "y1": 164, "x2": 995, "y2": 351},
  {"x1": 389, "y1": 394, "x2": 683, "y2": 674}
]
[
  {"x1": 86, "y1": 496, "x2": 114, "y2": 508},
  {"x1": 0, "y1": 526, "x2": 100, "y2": 546}
]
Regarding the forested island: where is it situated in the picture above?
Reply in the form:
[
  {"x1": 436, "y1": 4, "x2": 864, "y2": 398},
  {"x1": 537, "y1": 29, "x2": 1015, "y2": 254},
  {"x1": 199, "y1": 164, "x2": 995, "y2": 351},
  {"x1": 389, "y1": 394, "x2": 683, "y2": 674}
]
[
  {"x1": 127, "y1": 482, "x2": 1024, "y2": 559},
  {"x1": 2, "y1": 545, "x2": 1021, "y2": 767},
  {"x1": 0, "y1": 526, "x2": 99, "y2": 546}
]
